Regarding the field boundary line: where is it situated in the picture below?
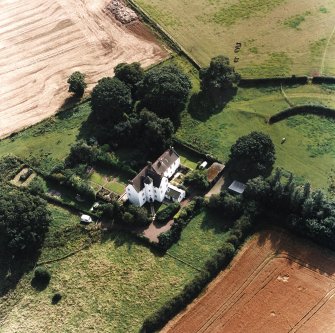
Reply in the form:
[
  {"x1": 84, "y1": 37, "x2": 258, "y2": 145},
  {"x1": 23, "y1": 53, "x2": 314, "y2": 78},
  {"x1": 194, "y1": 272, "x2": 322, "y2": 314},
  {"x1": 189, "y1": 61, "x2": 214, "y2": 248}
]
[
  {"x1": 320, "y1": 23, "x2": 335, "y2": 75},
  {"x1": 165, "y1": 252, "x2": 203, "y2": 272},
  {"x1": 126, "y1": 0, "x2": 201, "y2": 69},
  {"x1": 37, "y1": 240, "x2": 92, "y2": 266},
  {"x1": 280, "y1": 84, "x2": 294, "y2": 107}
]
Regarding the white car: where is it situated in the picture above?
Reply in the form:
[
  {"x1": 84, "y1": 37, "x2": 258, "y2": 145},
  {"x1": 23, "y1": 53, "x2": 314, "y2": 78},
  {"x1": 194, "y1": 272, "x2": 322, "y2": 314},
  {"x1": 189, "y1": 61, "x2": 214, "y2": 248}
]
[{"x1": 80, "y1": 214, "x2": 93, "y2": 224}]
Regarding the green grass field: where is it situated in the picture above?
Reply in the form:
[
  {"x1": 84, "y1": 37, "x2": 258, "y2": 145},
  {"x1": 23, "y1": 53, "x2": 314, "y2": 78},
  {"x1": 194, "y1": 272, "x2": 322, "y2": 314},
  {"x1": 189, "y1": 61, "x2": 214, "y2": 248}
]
[
  {"x1": 89, "y1": 167, "x2": 127, "y2": 195},
  {"x1": 133, "y1": 0, "x2": 335, "y2": 77},
  {"x1": 0, "y1": 206, "x2": 229, "y2": 333},
  {"x1": 177, "y1": 84, "x2": 335, "y2": 190},
  {"x1": 0, "y1": 102, "x2": 91, "y2": 173}
]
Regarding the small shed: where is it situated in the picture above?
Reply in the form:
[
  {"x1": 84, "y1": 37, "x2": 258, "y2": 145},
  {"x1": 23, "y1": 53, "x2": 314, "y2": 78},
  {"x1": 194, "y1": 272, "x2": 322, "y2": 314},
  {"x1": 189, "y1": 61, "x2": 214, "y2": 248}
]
[
  {"x1": 207, "y1": 162, "x2": 225, "y2": 184},
  {"x1": 228, "y1": 180, "x2": 246, "y2": 194}
]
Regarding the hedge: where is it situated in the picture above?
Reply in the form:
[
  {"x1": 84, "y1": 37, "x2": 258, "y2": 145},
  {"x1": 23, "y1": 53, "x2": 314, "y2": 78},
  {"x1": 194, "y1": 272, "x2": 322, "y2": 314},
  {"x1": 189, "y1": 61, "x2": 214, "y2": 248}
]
[
  {"x1": 312, "y1": 76, "x2": 335, "y2": 84},
  {"x1": 155, "y1": 202, "x2": 180, "y2": 224},
  {"x1": 269, "y1": 105, "x2": 335, "y2": 124},
  {"x1": 238, "y1": 76, "x2": 308, "y2": 87}
]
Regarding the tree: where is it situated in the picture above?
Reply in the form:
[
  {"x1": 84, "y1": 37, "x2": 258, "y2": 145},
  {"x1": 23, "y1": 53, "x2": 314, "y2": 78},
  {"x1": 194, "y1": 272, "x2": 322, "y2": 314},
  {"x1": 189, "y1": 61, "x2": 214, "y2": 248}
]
[
  {"x1": 0, "y1": 186, "x2": 50, "y2": 255},
  {"x1": 229, "y1": 131, "x2": 275, "y2": 177},
  {"x1": 199, "y1": 55, "x2": 240, "y2": 93},
  {"x1": 184, "y1": 170, "x2": 209, "y2": 191},
  {"x1": 111, "y1": 110, "x2": 174, "y2": 157},
  {"x1": 65, "y1": 140, "x2": 98, "y2": 167},
  {"x1": 137, "y1": 65, "x2": 192, "y2": 123},
  {"x1": 114, "y1": 62, "x2": 144, "y2": 97},
  {"x1": 67, "y1": 71, "x2": 87, "y2": 97},
  {"x1": 91, "y1": 77, "x2": 132, "y2": 124}
]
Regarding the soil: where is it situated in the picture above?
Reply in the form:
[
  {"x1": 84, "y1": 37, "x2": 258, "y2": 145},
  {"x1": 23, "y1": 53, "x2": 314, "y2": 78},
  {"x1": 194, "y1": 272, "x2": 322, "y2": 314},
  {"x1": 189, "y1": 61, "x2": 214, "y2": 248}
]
[
  {"x1": 0, "y1": 0, "x2": 168, "y2": 139},
  {"x1": 164, "y1": 229, "x2": 335, "y2": 333}
]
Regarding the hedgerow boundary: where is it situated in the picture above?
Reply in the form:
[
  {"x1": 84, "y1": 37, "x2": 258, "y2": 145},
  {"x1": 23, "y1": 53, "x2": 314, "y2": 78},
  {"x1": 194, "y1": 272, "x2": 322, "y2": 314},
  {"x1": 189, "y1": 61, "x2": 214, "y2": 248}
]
[{"x1": 269, "y1": 105, "x2": 335, "y2": 124}]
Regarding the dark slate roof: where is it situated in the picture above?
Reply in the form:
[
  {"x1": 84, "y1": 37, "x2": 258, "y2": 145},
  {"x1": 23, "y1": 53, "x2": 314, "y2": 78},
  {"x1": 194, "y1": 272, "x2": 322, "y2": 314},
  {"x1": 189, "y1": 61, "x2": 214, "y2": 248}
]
[
  {"x1": 228, "y1": 180, "x2": 246, "y2": 194},
  {"x1": 152, "y1": 148, "x2": 179, "y2": 175},
  {"x1": 166, "y1": 187, "x2": 181, "y2": 200},
  {"x1": 207, "y1": 162, "x2": 225, "y2": 183},
  {"x1": 131, "y1": 166, "x2": 163, "y2": 192},
  {"x1": 130, "y1": 148, "x2": 179, "y2": 193}
]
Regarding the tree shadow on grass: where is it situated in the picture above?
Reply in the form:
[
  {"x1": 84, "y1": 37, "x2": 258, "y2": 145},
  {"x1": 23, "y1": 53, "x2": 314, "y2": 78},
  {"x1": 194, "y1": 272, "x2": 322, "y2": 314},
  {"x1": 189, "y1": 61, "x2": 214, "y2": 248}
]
[
  {"x1": 0, "y1": 248, "x2": 40, "y2": 297},
  {"x1": 188, "y1": 88, "x2": 237, "y2": 121},
  {"x1": 58, "y1": 95, "x2": 82, "y2": 113},
  {"x1": 101, "y1": 229, "x2": 163, "y2": 257},
  {"x1": 200, "y1": 208, "x2": 234, "y2": 235}
]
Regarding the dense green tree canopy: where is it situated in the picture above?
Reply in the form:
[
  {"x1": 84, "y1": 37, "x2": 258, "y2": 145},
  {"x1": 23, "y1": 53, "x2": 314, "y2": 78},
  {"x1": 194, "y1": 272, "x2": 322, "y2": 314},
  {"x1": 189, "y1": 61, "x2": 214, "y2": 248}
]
[
  {"x1": 199, "y1": 55, "x2": 240, "y2": 93},
  {"x1": 229, "y1": 131, "x2": 275, "y2": 176},
  {"x1": 137, "y1": 65, "x2": 192, "y2": 122},
  {"x1": 91, "y1": 77, "x2": 132, "y2": 123},
  {"x1": 67, "y1": 71, "x2": 87, "y2": 97},
  {"x1": 0, "y1": 186, "x2": 50, "y2": 254},
  {"x1": 65, "y1": 140, "x2": 98, "y2": 167},
  {"x1": 114, "y1": 62, "x2": 144, "y2": 97},
  {"x1": 112, "y1": 110, "x2": 174, "y2": 156}
]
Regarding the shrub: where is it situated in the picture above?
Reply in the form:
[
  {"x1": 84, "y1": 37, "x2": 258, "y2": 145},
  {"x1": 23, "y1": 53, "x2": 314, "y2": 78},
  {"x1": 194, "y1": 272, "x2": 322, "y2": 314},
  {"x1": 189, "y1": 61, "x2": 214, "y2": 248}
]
[
  {"x1": 52, "y1": 292, "x2": 62, "y2": 304},
  {"x1": 29, "y1": 176, "x2": 47, "y2": 195},
  {"x1": 155, "y1": 202, "x2": 180, "y2": 224},
  {"x1": 34, "y1": 267, "x2": 51, "y2": 284}
]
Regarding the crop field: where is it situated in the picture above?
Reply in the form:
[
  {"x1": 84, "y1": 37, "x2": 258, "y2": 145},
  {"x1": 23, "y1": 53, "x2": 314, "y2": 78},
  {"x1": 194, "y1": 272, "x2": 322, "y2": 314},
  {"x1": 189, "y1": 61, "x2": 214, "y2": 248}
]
[
  {"x1": 165, "y1": 229, "x2": 335, "y2": 333},
  {"x1": 177, "y1": 84, "x2": 335, "y2": 189},
  {"x1": 0, "y1": 207, "x2": 230, "y2": 333},
  {"x1": 0, "y1": 0, "x2": 167, "y2": 139},
  {"x1": 133, "y1": 0, "x2": 335, "y2": 77}
]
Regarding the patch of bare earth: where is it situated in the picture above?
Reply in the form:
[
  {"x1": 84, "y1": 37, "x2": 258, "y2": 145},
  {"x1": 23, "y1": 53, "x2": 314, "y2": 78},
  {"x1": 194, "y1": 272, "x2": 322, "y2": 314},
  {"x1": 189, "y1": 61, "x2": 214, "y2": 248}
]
[
  {"x1": 164, "y1": 229, "x2": 335, "y2": 333},
  {"x1": 0, "y1": 0, "x2": 167, "y2": 138}
]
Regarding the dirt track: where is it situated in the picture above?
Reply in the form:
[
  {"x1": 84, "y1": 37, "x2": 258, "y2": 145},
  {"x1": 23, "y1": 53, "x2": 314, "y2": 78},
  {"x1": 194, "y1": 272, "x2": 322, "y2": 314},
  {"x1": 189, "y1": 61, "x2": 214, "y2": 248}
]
[
  {"x1": 0, "y1": 0, "x2": 167, "y2": 138},
  {"x1": 164, "y1": 230, "x2": 335, "y2": 333}
]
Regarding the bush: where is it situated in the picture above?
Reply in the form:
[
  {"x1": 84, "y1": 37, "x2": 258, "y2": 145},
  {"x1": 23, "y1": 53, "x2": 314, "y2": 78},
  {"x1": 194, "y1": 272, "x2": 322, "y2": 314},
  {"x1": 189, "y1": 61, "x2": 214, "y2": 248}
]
[
  {"x1": 34, "y1": 267, "x2": 51, "y2": 284},
  {"x1": 29, "y1": 176, "x2": 47, "y2": 195},
  {"x1": 155, "y1": 202, "x2": 180, "y2": 224},
  {"x1": 52, "y1": 292, "x2": 62, "y2": 304}
]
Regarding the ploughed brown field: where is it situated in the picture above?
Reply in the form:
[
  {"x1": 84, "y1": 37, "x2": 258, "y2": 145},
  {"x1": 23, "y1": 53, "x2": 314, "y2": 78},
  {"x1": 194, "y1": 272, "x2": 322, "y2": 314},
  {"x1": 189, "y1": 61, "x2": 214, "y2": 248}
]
[
  {"x1": 0, "y1": 0, "x2": 167, "y2": 138},
  {"x1": 165, "y1": 230, "x2": 335, "y2": 333}
]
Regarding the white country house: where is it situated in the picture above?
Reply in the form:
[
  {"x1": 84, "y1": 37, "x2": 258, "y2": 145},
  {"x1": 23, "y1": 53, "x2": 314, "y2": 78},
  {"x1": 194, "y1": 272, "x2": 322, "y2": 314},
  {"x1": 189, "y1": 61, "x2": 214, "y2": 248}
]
[{"x1": 126, "y1": 147, "x2": 185, "y2": 206}]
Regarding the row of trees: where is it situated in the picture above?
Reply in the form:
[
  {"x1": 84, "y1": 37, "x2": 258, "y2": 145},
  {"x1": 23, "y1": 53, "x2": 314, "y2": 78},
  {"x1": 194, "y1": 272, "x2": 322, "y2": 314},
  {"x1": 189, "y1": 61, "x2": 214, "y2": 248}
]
[{"x1": 209, "y1": 169, "x2": 335, "y2": 250}]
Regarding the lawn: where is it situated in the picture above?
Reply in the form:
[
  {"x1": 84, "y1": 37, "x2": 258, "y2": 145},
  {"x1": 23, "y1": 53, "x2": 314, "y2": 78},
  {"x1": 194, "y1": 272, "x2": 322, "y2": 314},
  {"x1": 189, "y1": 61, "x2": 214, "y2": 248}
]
[
  {"x1": 175, "y1": 146, "x2": 199, "y2": 170},
  {"x1": 168, "y1": 210, "x2": 231, "y2": 268},
  {"x1": 0, "y1": 206, "x2": 229, "y2": 333},
  {"x1": 177, "y1": 84, "x2": 335, "y2": 190},
  {"x1": 89, "y1": 167, "x2": 127, "y2": 195},
  {"x1": 133, "y1": 0, "x2": 335, "y2": 77}
]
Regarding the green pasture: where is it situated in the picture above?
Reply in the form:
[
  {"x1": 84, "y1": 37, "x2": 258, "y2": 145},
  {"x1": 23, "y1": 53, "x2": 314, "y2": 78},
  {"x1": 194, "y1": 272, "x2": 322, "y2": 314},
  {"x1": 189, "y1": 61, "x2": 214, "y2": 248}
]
[
  {"x1": 134, "y1": 0, "x2": 335, "y2": 77},
  {"x1": 0, "y1": 205, "x2": 229, "y2": 333},
  {"x1": 177, "y1": 84, "x2": 335, "y2": 190}
]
